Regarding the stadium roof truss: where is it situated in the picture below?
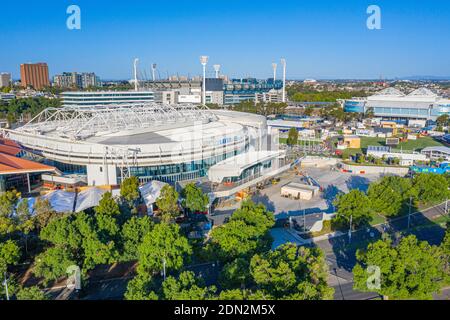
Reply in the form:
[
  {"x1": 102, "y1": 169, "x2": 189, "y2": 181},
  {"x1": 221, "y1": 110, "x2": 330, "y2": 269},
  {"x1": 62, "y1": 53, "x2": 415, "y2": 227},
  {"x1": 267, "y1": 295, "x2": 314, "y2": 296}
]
[{"x1": 17, "y1": 103, "x2": 218, "y2": 140}]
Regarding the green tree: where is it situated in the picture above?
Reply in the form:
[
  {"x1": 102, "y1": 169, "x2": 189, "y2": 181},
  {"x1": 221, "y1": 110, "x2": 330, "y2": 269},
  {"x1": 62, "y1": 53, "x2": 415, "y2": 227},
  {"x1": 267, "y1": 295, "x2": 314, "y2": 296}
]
[
  {"x1": 353, "y1": 235, "x2": 445, "y2": 300},
  {"x1": 250, "y1": 243, "x2": 334, "y2": 300},
  {"x1": 95, "y1": 192, "x2": 120, "y2": 216},
  {"x1": 124, "y1": 273, "x2": 159, "y2": 300},
  {"x1": 436, "y1": 114, "x2": 449, "y2": 127},
  {"x1": 367, "y1": 176, "x2": 414, "y2": 217},
  {"x1": 155, "y1": 185, "x2": 180, "y2": 222},
  {"x1": 162, "y1": 271, "x2": 216, "y2": 300},
  {"x1": 0, "y1": 190, "x2": 20, "y2": 236},
  {"x1": 16, "y1": 286, "x2": 48, "y2": 300},
  {"x1": 33, "y1": 247, "x2": 76, "y2": 284},
  {"x1": 94, "y1": 192, "x2": 122, "y2": 241},
  {"x1": 181, "y1": 183, "x2": 209, "y2": 213},
  {"x1": 137, "y1": 222, "x2": 191, "y2": 275},
  {"x1": 219, "y1": 258, "x2": 251, "y2": 289},
  {"x1": 210, "y1": 200, "x2": 274, "y2": 260},
  {"x1": 442, "y1": 229, "x2": 450, "y2": 282},
  {"x1": 333, "y1": 189, "x2": 373, "y2": 228},
  {"x1": 15, "y1": 198, "x2": 35, "y2": 255},
  {"x1": 0, "y1": 240, "x2": 21, "y2": 275},
  {"x1": 121, "y1": 216, "x2": 154, "y2": 261},
  {"x1": 33, "y1": 198, "x2": 59, "y2": 230},
  {"x1": 286, "y1": 127, "x2": 298, "y2": 146},
  {"x1": 120, "y1": 176, "x2": 140, "y2": 206},
  {"x1": 413, "y1": 173, "x2": 450, "y2": 205}
]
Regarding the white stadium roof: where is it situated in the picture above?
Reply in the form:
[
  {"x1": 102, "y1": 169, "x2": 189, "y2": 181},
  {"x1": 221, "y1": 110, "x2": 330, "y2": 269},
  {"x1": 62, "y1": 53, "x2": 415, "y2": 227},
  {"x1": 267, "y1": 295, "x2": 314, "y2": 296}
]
[{"x1": 16, "y1": 103, "x2": 218, "y2": 141}]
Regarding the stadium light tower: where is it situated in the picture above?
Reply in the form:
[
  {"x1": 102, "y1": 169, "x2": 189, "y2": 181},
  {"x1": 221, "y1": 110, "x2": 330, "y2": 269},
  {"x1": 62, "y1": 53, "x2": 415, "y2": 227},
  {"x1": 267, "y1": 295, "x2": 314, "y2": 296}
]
[
  {"x1": 133, "y1": 58, "x2": 139, "y2": 91},
  {"x1": 213, "y1": 64, "x2": 221, "y2": 78},
  {"x1": 280, "y1": 58, "x2": 286, "y2": 102},
  {"x1": 272, "y1": 62, "x2": 277, "y2": 82},
  {"x1": 151, "y1": 63, "x2": 157, "y2": 81},
  {"x1": 200, "y1": 56, "x2": 209, "y2": 105}
]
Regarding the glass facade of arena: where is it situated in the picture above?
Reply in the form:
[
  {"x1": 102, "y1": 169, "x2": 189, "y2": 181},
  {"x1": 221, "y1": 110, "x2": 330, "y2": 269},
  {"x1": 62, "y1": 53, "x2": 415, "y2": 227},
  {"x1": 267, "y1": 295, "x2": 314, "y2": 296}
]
[
  {"x1": 118, "y1": 148, "x2": 246, "y2": 185},
  {"x1": 225, "y1": 159, "x2": 273, "y2": 183},
  {"x1": 344, "y1": 100, "x2": 450, "y2": 120}
]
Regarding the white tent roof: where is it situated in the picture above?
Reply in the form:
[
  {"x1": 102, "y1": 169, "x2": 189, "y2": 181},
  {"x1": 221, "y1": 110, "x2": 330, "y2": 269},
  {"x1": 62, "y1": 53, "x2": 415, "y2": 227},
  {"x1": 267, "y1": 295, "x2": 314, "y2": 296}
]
[
  {"x1": 139, "y1": 180, "x2": 168, "y2": 207},
  {"x1": 42, "y1": 190, "x2": 76, "y2": 213},
  {"x1": 75, "y1": 188, "x2": 107, "y2": 213}
]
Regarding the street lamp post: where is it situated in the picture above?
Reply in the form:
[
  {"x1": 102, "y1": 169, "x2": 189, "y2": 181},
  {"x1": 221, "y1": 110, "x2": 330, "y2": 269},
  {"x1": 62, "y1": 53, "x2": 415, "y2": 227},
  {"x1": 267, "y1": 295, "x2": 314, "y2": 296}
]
[
  {"x1": 407, "y1": 196, "x2": 412, "y2": 229},
  {"x1": 200, "y1": 56, "x2": 209, "y2": 105},
  {"x1": 348, "y1": 215, "x2": 352, "y2": 243},
  {"x1": 280, "y1": 58, "x2": 286, "y2": 103},
  {"x1": 162, "y1": 258, "x2": 166, "y2": 281},
  {"x1": 3, "y1": 273, "x2": 9, "y2": 300}
]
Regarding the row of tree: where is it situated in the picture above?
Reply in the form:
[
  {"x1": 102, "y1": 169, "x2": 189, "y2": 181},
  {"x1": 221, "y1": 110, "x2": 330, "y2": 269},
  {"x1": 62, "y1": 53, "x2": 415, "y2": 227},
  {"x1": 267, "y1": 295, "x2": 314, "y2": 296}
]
[
  {"x1": 353, "y1": 230, "x2": 450, "y2": 299},
  {"x1": 124, "y1": 200, "x2": 334, "y2": 300},
  {"x1": 0, "y1": 97, "x2": 61, "y2": 125},
  {"x1": 0, "y1": 177, "x2": 210, "y2": 299},
  {"x1": 333, "y1": 174, "x2": 450, "y2": 228}
]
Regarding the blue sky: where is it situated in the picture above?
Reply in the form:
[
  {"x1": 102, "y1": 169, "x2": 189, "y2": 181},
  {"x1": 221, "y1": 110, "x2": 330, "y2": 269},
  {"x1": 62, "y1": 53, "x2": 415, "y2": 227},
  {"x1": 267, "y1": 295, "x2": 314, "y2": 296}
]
[{"x1": 1, "y1": 0, "x2": 449, "y2": 80}]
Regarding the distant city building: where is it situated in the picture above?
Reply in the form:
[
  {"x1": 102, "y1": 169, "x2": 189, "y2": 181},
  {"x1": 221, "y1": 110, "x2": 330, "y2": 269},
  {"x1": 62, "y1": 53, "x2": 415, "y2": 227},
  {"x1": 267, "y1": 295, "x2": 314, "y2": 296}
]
[
  {"x1": 255, "y1": 89, "x2": 283, "y2": 103},
  {"x1": 0, "y1": 73, "x2": 11, "y2": 87},
  {"x1": 342, "y1": 87, "x2": 450, "y2": 123},
  {"x1": 0, "y1": 93, "x2": 16, "y2": 102},
  {"x1": 61, "y1": 90, "x2": 154, "y2": 107},
  {"x1": 54, "y1": 72, "x2": 99, "y2": 89},
  {"x1": 20, "y1": 63, "x2": 49, "y2": 90},
  {"x1": 147, "y1": 77, "x2": 282, "y2": 106}
]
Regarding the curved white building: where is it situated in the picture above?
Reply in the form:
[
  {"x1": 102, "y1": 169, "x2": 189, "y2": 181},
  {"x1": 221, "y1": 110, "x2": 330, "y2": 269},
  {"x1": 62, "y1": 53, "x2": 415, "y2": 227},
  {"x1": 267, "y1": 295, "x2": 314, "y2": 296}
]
[
  {"x1": 4, "y1": 104, "x2": 269, "y2": 186},
  {"x1": 343, "y1": 87, "x2": 450, "y2": 123}
]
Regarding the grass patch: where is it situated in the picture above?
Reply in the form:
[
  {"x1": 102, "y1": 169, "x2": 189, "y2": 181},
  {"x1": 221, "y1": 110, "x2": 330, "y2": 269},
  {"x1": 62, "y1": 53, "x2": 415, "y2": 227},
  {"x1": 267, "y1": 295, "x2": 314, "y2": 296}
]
[
  {"x1": 370, "y1": 214, "x2": 387, "y2": 226},
  {"x1": 360, "y1": 136, "x2": 444, "y2": 152}
]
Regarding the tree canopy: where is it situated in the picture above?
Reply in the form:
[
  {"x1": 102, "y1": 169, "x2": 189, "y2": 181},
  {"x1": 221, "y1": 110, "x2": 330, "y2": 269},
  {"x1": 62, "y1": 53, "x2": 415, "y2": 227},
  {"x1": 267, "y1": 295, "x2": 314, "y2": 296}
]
[
  {"x1": 367, "y1": 176, "x2": 414, "y2": 217},
  {"x1": 210, "y1": 200, "x2": 274, "y2": 260},
  {"x1": 137, "y1": 222, "x2": 191, "y2": 274},
  {"x1": 155, "y1": 185, "x2": 180, "y2": 222},
  {"x1": 353, "y1": 235, "x2": 445, "y2": 299},
  {"x1": 181, "y1": 183, "x2": 209, "y2": 213},
  {"x1": 250, "y1": 243, "x2": 334, "y2": 300},
  {"x1": 286, "y1": 127, "x2": 298, "y2": 146},
  {"x1": 413, "y1": 173, "x2": 449, "y2": 205},
  {"x1": 333, "y1": 189, "x2": 373, "y2": 227}
]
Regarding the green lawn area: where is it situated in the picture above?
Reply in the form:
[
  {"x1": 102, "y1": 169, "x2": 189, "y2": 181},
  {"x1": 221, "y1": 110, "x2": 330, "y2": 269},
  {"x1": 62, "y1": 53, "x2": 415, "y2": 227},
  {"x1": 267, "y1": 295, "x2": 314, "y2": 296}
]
[
  {"x1": 360, "y1": 136, "x2": 445, "y2": 152},
  {"x1": 370, "y1": 214, "x2": 387, "y2": 226}
]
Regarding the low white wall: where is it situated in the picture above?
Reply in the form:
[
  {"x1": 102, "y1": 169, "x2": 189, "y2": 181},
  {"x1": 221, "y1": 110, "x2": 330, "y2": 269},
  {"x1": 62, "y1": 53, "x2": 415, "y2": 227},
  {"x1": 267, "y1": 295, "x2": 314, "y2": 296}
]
[
  {"x1": 340, "y1": 163, "x2": 409, "y2": 176},
  {"x1": 300, "y1": 156, "x2": 338, "y2": 168}
]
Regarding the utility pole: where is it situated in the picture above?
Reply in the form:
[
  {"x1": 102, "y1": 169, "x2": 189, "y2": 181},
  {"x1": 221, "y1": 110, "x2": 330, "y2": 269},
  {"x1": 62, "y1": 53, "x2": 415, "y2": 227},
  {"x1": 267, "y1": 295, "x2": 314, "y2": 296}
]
[
  {"x1": 407, "y1": 196, "x2": 412, "y2": 230},
  {"x1": 348, "y1": 215, "x2": 352, "y2": 243},
  {"x1": 162, "y1": 258, "x2": 166, "y2": 281},
  {"x1": 303, "y1": 208, "x2": 306, "y2": 233},
  {"x1": 3, "y1": 273, "x2": 9, "y2": 301}
]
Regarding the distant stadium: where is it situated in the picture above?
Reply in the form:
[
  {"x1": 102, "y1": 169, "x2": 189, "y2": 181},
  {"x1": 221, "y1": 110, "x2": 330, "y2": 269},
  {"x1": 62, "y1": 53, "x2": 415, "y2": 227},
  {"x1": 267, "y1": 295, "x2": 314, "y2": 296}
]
[{"x1": 342, "y1": 87, "x2": 450, "y2": 123}]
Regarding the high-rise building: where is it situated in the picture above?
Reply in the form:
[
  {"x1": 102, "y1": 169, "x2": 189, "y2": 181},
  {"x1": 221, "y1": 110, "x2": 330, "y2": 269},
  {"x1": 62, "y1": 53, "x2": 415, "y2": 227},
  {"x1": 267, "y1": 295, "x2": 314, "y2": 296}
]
[
  {"x1": 53, "y1": 72, "x2": 99, "y2": 89},
  {"x1": 20, "y1": 63, "x2": 49, "y2": 90},
  {"x1": 0, "y1": 73, "x2": 11, "y2": 87}
]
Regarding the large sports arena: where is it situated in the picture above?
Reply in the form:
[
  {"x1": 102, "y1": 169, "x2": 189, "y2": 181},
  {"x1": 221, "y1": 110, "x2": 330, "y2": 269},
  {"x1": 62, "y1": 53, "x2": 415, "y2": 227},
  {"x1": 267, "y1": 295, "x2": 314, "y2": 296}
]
[
  {"x1": 4, "y1": 104, "x2": 276, "y2": 186},
  {"x1": 342, "y1": 87, "x2": 450, "y2": 123}
]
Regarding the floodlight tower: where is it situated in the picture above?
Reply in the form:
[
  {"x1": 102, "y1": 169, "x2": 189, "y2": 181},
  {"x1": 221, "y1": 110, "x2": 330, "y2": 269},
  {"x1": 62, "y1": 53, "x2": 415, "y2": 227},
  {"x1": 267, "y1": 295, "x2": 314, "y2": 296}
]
[
  {"x1": 280, "y1": 58, "x2": 286, "y2": 102},
  {"x1": 133, "y1": 58, "x2": 139, "y2": 91},
  {"x1": 213, "y1": 64, "x2": 221, "y2": 78},
  {"x1": 151, "y1": 63, "x2": 157, "y2": 81},
  {"x1": 272, "y1": 62, "x2": 277, "y2": 82},
  {"x1": 200, "y1": 55, "x2": 209, "y2": 105}
]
